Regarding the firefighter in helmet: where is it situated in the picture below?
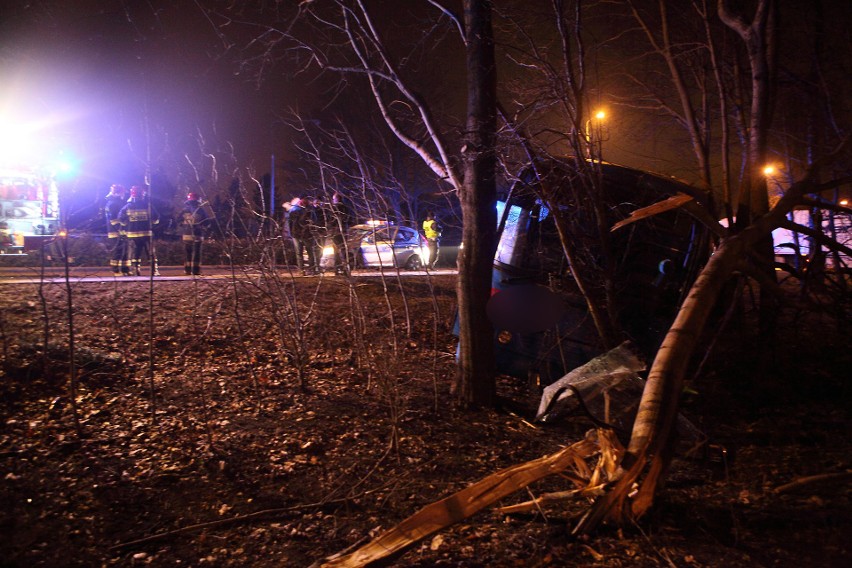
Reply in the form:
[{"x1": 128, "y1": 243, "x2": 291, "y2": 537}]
[
  {"x1": 178, "y1": 191, "x2": 210, "y2": 275},
  {"x1": 104, "y1": 184, "x2": 130, "y2": 275},
  {"x1": 118, "y1": 185, "x2": 160, "y2": 276}
]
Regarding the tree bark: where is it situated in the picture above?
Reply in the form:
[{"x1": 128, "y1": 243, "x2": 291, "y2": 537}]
[
  {"x1": 575, "y1": 166, "x2": 849, "y2": 533},
  {"x1": 454, "y1": 0, "x2": 498, "y2": 407}
]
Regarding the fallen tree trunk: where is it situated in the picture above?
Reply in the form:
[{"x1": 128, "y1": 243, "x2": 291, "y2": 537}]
[
  {"x1": 574, "y1": 167, "x2": 852, "y2": 533},
  {"x1": 318, "y1": 167, "x2": 850, "y2": 566},
  {"x1": 317, "y1": 437, "x2": 600, "y2": 568},
  {"x1": 774, "y1": 471, "x2": 852, "y2": 494},
  {"x1": 573, "y1": 231, "x2": 748, "y2": 533}
]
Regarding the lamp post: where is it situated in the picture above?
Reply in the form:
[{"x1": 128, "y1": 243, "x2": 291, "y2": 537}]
[
  {"x1": 584, "y1": 110, "x2": 606, "y2": 160},
  {"x1": 763, "y1": 163, "x2": 801, "y2": 270},
  {"x1": 762, "y1": 163, "x2": 787, "y2": 208}
]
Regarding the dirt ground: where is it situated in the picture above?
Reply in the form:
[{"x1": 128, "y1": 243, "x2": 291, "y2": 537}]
[{"x1": 0, "y1": 273, "x2": 849, "y2": 567}]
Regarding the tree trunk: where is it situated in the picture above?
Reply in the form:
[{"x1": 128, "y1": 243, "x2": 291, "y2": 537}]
[
  {"x1": 575, "y1": 170, "x2": 831, "y2": 533},
  {"x1": 719, "y1": 0, "x2": 780, "y2": 344},
  {"x1": 454, "y1": 0, "x2": 498, "y2": 407}
]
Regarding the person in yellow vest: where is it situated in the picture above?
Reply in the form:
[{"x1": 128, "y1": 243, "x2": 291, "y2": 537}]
[{"x1": 422, "y1": 211, "x2": 442, "y2": 270}]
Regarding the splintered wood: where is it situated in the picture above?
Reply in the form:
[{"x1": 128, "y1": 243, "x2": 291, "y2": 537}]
[{"x1": 320, "y1": 432, "x2": 620, "y2": 567}]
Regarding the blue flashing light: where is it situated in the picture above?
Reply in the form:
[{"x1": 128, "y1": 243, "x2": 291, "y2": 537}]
[{"x1": 54, "y1": 153, "x2": 78, "y2": 178}]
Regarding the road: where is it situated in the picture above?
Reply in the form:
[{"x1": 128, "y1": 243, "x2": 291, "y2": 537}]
[{"x1": 0, "y1": 264, "x2": 457, "y2": 284}]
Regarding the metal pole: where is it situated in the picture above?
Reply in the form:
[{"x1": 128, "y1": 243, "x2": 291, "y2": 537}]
[{"x1": 270, "y1": 154, "x2": 276, "y2": 221}]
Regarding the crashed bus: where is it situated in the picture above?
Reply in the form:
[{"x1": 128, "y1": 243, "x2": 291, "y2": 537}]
[{"x1": 477, "y1": 160, "x2": 711, "y2": 386}]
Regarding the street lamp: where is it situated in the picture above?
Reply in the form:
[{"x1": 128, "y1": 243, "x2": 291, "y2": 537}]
[
  {"x1": 585, "y1": 110, "x2": 606, "y2": 139},
  {"x1": 762, "y1": 163, "x2": 785, "y2": 208},
  {"x1": 585, "y1": 110, "x2": 607, "y2": 159}
]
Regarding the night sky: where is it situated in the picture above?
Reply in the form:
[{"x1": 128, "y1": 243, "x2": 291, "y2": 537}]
[
  {"x1": 1, "y1": 1, "x2": 296, "y2": 190},
  {"x1": 3, "y1": 1, "x2": 851, "y2": 207}
]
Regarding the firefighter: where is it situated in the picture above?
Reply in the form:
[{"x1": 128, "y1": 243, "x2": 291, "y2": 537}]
[
  {"x1": 287, "y1": 197, "x2": 318, "y2": 274},
  {"x1": 104, "y1": 184, "x2": 130, "y2": 275},
  {"x1": 119, "y1": 185, "x2": 160, "y2": 276},
  {"x1": 178, "y1": 191, "x2": 210, "y2": 275},
  {"x1": 328, "y1": 192, "x2": 352, "y2": 274}
]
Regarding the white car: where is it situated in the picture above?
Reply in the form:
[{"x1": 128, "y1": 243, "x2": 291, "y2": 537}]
[{"x1": 320, "y1": 223, "x2": 430, "y2": 271}]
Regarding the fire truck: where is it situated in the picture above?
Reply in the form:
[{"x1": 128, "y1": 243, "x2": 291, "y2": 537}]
[{"x1": 0, "y1": 167, "x2": 60, "y2": 254}]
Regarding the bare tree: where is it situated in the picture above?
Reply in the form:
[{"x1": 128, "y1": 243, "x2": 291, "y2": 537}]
[
  {"x1": 497, "y1": 0, "x2": 625, "y2": 348},
  {"x1": 454, "y1": 0, "x2": 499, "y2": 405},
  {"x1": 200, "y1": 0, "x2": 500, "y2": 406},
  {"x1": 310, "y1": 0, "x2": 852, "y2": 556},
  {"x1": 574, "y1": 0, "x2": 852, "y2": 531}
]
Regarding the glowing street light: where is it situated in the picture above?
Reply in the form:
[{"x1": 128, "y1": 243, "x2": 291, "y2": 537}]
[
  {"x1": 762, "y1": 164, "x2": 787, "y2": 208},
  {"x1": 585, "y1": 110, "x2": 607, "y2": 159},
  {"x1": 585, "y1": 110, "x2": 606, "y2": 138}
]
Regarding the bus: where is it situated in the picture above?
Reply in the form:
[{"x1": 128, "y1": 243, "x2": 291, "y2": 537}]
[{"x1": 477, "y1": 160, "x2": 710, "y2": 385}]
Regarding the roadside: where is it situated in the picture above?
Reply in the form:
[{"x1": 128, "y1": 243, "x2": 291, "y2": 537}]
[{"x1": 0, "y1": 264, "x2": 458, "y2": 284}]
